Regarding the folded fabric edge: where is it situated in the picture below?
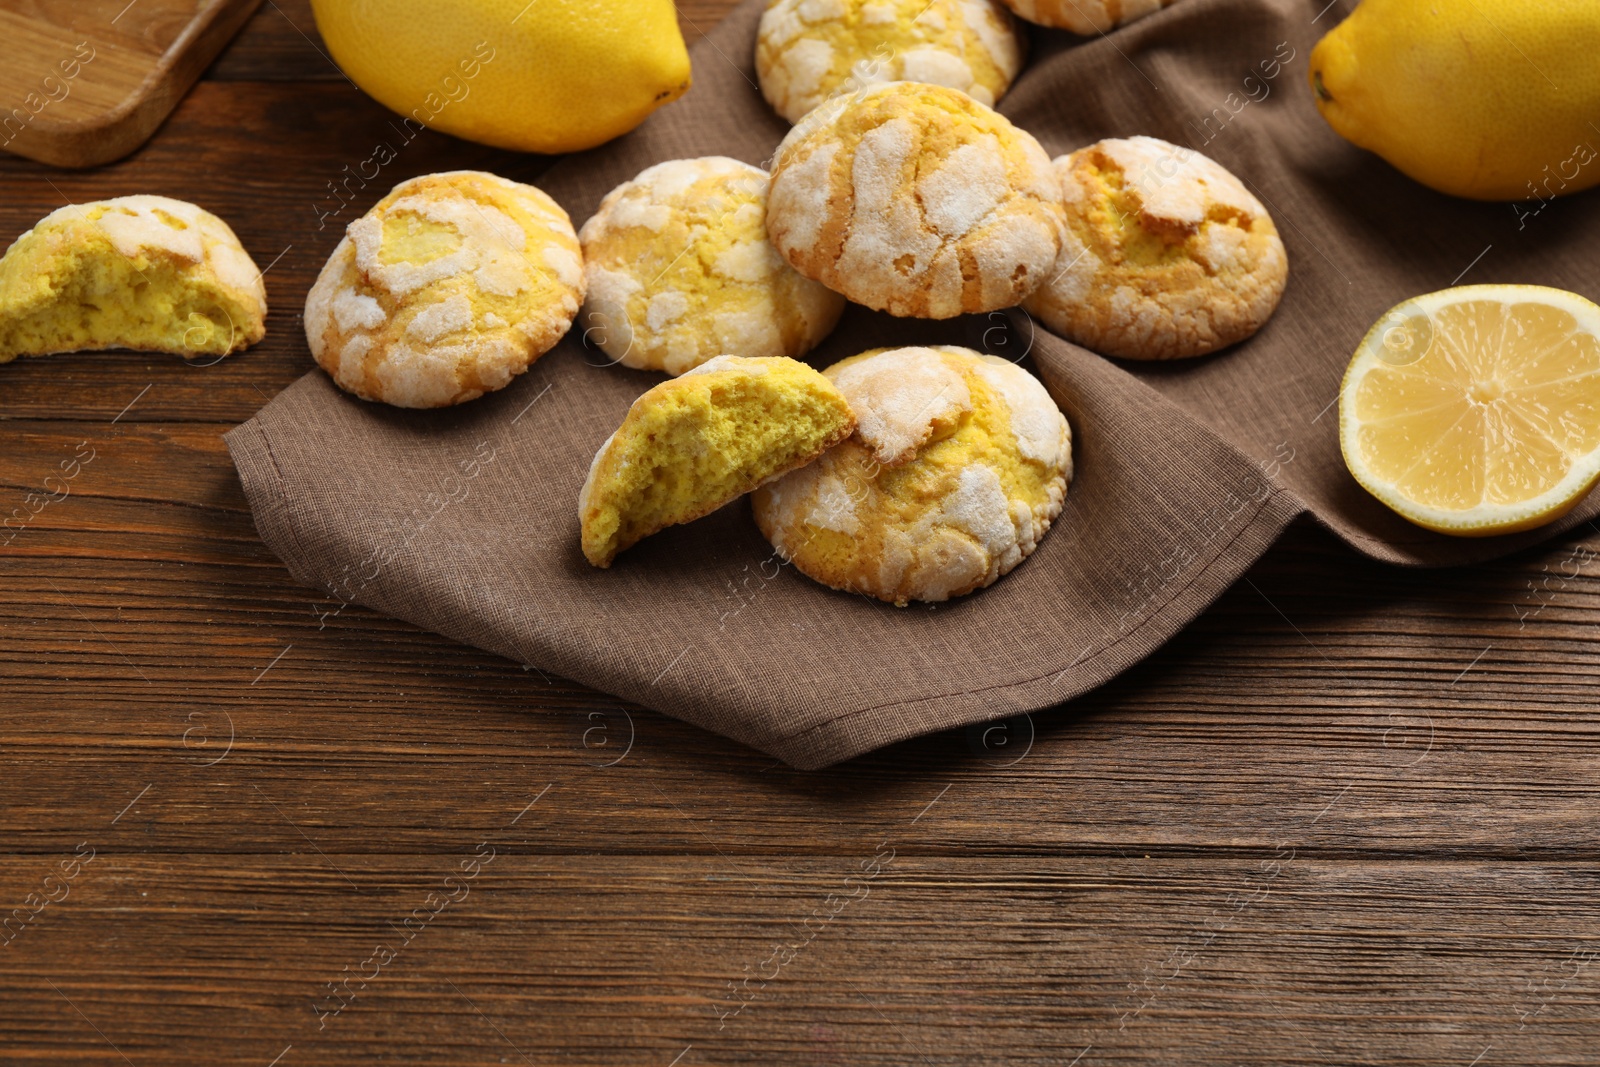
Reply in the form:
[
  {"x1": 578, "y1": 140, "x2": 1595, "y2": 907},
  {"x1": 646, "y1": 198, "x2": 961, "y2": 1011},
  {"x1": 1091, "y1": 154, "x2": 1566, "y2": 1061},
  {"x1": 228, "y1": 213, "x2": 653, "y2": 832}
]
[
  {"x1": 225, "y1": 390, "x2": 1309, "y2": 769},
  {"x1": 225, "y1": 418, "x2": 330, "y2": 597},
  {"x1": 769, "y1": 486, "x2": 1306, "y2": 769},
  {"x1": 1306, "y1": 494, "x2": 1600, "y2": 569}
]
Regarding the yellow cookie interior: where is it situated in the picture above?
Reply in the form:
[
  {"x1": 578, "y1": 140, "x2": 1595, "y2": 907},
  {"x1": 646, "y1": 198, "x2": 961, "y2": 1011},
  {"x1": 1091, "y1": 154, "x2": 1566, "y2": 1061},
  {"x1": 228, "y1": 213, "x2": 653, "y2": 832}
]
[
  {"x1": 0, "y1": 196, "x2": 266, "y2": 362},
  {"x1": 580, "y1": 356, "x2": 857, "y2": 566}
]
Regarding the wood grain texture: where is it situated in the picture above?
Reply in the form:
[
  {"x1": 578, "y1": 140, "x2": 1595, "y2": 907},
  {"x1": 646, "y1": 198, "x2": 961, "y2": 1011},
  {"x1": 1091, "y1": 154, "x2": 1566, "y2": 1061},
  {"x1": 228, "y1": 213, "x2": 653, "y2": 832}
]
[
  {"x1": 0, "y1": 0, "x2": 263, "y2": 167},
  {"x1": 5, "y1": 1, "x2": 1600, "y2": 1064}
]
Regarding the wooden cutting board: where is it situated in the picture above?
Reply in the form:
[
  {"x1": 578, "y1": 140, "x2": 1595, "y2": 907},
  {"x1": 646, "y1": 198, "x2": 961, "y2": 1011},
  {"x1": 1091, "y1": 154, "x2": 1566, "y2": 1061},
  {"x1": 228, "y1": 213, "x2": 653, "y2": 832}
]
[{"x1": 0, "y1": 0, "x2": 263, "y2": 168}]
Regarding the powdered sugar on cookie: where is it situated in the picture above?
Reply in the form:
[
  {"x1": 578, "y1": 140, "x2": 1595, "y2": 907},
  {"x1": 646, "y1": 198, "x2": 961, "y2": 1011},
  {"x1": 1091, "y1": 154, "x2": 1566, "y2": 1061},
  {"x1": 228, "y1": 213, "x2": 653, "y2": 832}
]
[
  {"x1": 1023, "y1": 137, "x2": 1288, "y2": 361},
  {"x1": 756, "y1": 0, "x2": 1024, "y2": 124},
  {"x1": 579, "y1": 156, "x2": 845, "y2": 376},
  {"x1": 304, "y1": 170, "x2": 583, "y2": 408},
  {"x1": 753, "y1": 345, "x2": 1071, "y2": 605},
  {"x1": 767, "y1": 82, "x2": 1064, "y2": 319}
]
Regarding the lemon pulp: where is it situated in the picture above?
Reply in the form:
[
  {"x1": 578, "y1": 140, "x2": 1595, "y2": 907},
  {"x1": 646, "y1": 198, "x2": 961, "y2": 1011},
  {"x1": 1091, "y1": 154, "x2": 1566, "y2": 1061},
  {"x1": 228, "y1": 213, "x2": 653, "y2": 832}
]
[{"x1": 1339, "y1": 284, "x2": 1600, "y2": 535}]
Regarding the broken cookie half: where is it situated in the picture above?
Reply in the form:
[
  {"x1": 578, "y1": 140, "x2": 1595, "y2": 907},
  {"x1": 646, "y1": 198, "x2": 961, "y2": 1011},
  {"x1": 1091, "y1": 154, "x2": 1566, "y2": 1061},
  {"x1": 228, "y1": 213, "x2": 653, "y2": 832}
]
[
  {"x1": 579, "y1": 355, "x2": 858, "y2": 568},
  {"x1": 0, "y1": 195, "x2": 267, "y2": 363}
]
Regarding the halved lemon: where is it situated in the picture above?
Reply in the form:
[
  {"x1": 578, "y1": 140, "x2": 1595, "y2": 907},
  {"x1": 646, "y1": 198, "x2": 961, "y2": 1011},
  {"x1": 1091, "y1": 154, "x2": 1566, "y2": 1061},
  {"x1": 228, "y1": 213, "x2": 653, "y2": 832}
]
[{"x1": 1339, "y1": 284, "x2": 1600, "y2": 536}]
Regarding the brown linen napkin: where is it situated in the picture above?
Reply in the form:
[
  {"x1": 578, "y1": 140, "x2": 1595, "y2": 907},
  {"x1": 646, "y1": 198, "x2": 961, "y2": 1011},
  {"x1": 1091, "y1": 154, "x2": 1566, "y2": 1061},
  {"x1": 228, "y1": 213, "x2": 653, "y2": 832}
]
[{"x1": 227, "y1": 0, "x2": 1600, "y2": 768}]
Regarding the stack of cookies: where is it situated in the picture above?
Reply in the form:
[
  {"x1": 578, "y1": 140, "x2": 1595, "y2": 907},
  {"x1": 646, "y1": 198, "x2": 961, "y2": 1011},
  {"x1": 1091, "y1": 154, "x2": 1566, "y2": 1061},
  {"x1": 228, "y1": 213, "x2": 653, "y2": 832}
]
[
  {"x1": 280, "y1": 0, "x2": 1289, "y2": 605},
  {"x1": 0, "y1": 0, "x2": 1286, "y2": 605}
]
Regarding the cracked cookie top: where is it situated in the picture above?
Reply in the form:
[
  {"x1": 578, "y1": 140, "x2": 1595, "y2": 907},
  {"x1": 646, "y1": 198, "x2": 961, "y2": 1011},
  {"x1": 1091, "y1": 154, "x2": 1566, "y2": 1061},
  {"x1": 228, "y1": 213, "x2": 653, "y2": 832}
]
[
  {"x1": 755, "y1": 0, "x2": 1024, "y2": 124},
  {"x1": 753, "y1": 345, "x2": 1071, "y2": 605},
  {"x1": 1022, "y1": 136, "x2": 1289, "y2": 361},
  {"x1": 765, "y1": 81, "x2": 1064, "y2": 319},
  {"x1": 998, "y1": 0, "x2": 1178, "y2": 34},
  {"x1": 305, "y1": 170, "x2": 583, "y2": 408},
  {"x1": 579, "y1": 157, "x2": 845, "y2": 376}
]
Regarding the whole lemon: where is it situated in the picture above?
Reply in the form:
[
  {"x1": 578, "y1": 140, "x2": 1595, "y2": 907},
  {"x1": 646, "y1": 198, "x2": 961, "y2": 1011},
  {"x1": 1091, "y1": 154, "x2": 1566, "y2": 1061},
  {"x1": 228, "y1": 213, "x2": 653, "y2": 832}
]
[
  {"x1": 309, "y1": 0, "x2": 692, "y2": 155},
  {"x1": 1310, "y1": 0, "x2": 1600, "y2": 201}
]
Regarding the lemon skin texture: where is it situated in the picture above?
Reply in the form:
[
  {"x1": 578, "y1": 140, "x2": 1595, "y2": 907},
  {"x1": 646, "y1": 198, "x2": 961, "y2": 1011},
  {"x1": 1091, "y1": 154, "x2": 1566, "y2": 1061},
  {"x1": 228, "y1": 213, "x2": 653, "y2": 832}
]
[
  {"x1": 1310, "y1": 0, "x2": 1600, "y2": 201},
  {"x1": 309, "y1": 0, "x2": 692, "y2": 155}
]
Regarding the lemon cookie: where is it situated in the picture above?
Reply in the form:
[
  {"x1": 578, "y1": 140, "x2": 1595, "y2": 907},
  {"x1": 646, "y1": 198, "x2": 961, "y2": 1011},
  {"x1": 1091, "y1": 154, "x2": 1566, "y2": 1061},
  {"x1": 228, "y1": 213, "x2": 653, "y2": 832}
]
[
  {"x1": 767, "y1": 82, "x2": 1064, "y2": 319},
  {"x1": 580, "y1": 355, "x2": 857, "y2": 567},
  {"x1": 1023, "y1": 136, "x2": 1288, "y2": 361},
  {"x1": 0, "y1": 195, "x2": 265, "y2": 362},
  {"x1": 752, "y1": 345, "x2": 1070, "y2": 605},
  {"x1": 755, "y1": 0, "x2": 1025, "y2": 124},
  {"x1": 580, "y1": 157, "x2": 844, "y2": 376},
  {"x1": 305, "y1": 170, "x2": 584, "y2": 408},
  {"x1": 998, "y1": 0, "x2": 1177, "y2": 34}
]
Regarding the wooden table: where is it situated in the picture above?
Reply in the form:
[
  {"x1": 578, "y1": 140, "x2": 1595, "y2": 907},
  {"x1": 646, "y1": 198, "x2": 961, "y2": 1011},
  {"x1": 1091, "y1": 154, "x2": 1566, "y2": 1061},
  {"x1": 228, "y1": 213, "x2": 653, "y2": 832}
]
[{"x1": 4, "y1": 2, "x2": 1600, "y2": 1063}]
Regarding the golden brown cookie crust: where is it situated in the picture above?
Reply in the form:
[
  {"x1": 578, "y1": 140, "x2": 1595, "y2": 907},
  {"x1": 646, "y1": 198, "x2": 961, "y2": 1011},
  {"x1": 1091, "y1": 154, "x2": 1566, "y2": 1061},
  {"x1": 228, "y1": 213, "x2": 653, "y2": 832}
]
[
  {"x1": 1023, "y1": 136, "x2": 1288, "y2": 361},
  {"x1": 999, "y1": 0, "x2": 1177, "y2": 33},
  {"x1": 305, "y1": 171, "x2": 584, "y2": 409},
  {"x1": 579, "y1": 157, "x2": 844, "y2": 376},
  {"x1": 753, "y1": 345, "x2": 1071, "y2": 605},
  {"x1": 755, "y1": 0, "x2": 1025, "y2": 124},
  {"x1": 766, "y1": 82, "x2": 1065, "y2": 319}
]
